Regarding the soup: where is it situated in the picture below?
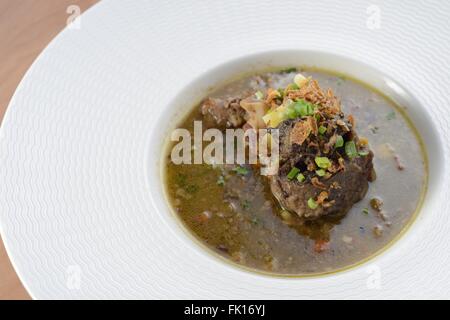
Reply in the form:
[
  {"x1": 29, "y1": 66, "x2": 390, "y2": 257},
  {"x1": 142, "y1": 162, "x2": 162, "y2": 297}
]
[{"x1": 164, "y1": 68, "x2": 427, "y2": 275}]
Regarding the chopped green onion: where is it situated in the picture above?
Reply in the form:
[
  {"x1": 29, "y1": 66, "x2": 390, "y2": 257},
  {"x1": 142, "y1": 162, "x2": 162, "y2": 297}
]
[
  {"x1": 297, "y1": 173, "x2": 305, "y2": 183},
  {"x1": 233, "y1": 166, "x2": 249, "y2": 175},
  {"x1": 318, "y1": 125, "x2": 327, "y2": 135},
  {"x1": 293, "y1": 101, "x2": 308, "y2": 117},
  {"x1": 292, "y1": 100, "x2": 315, "y2": 117},
  {"x1": 255, "y1": 90, "x2": 264, "y2": 100},
  {"x1": 345, "y1": 141, "x2": 358, "y2": 158},
  {"x1": 217, "y1": 175, "x2": 225, "y2": 186},
  {"x1": 315, "y1": 169, "x2": 326, "y2": 177},
  {"x1": 288, "y1": 83, "x2": 299, "y2": 90},
  {"x1": 315, "y1": 156, "x2": 331, "y2": 169},
  {"x1": 335, "y1": 135, "x2": 344, "y2": 148},
  {"x1": 285, "y1": 106, "x2": 297, "y2": 119},
  {"x1": 362, "y1": 208, "x2": 369, "y2": 215},
  {"x1": 307, "y1": 198, "x2": 318, "y2": 209},
  {"x1": 287, "y1": 167, "x2": 300, "y2": 180}
]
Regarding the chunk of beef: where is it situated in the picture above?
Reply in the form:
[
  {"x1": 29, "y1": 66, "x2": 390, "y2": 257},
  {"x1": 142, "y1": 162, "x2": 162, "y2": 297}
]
[
  {"x1": 270, "y1": 153, "x2": 373, "y2": 219},
  {"x1": 201, "y1": 97, "x2": 247, "y2": 130},
  {"x1": 277, "y1": 118, "x2": 352, "y2": 164},
  {"x1": 270, "y1": 118, "x2": 374, "y2": 220}
]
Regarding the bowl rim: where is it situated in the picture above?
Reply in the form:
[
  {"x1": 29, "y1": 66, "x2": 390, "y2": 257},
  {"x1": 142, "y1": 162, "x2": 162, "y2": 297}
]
[{"x1": 148, "y1": 48, "x2": 444, "y2": 279}]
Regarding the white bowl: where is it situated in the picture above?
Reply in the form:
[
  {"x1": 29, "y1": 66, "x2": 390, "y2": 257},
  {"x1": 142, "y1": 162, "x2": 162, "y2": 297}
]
[{"x1": 0, "y1": 1, "x2": 449, "y2": 299}]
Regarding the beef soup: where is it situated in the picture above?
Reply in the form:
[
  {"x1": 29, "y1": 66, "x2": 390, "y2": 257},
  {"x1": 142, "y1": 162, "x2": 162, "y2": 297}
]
[{"x1": 164, "y1": 68, "x2": 427, "y2": 275}]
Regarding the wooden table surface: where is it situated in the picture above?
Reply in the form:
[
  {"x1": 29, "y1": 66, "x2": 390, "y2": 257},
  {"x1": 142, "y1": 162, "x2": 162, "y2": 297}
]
[{"x1": 0, "y1": 0, "x2": 98, "y2": 300}]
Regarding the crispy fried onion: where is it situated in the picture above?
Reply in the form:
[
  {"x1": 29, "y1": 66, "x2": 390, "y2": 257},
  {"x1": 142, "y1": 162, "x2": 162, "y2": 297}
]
[
  {"x1": 286, "y1": 80, "x2": 341, "y2": 114},
  {"x1": 289, "y1": 116, "x2": 317, "y2": 145},
  {"x1": 316, "y1": 191, "x2": 335, "y2": 208}
]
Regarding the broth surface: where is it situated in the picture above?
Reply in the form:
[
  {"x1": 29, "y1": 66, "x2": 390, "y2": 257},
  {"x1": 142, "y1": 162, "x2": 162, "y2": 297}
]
[{"x1": 164, "y1": 69, "x2": 426, "y2": 275}]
